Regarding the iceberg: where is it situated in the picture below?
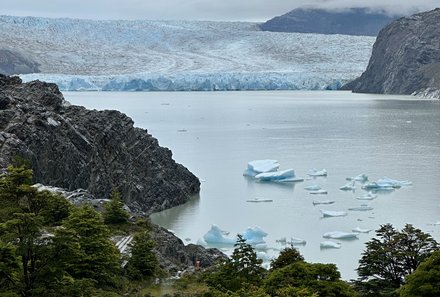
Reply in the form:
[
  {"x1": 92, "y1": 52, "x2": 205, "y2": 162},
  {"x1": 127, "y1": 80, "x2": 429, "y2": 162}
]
[
  {"x1": 290, "y1": 237, "x2": 307, "y2": 245},
  {"x1": 243, "y1": 159, "x2": 280, "y2": 177},
  {"x1": 246, "y1": 198, "x2": 273, "y2": 203},
  {"x1": 339, "y1": 181, "x2": 356, "y2": 191},
  {"x1": 312, "y1": 200, "x2": 335, "y2": 205},
  {"x1": 362, "y1": 177, "x2": 412, "y2": 190},
  {"x1": 346, "y1": 174, "x2": 368, "y2": 182},
  {"x1": 202, "y1": 224, "x2": 235, "y2": 245},
  {"x1": 255, "y1": 169, "x2": 303, "y2": 183},
  {"x1": 241, "y1": 226, "x2": 268, "y2": 245},
  {"x1": 309, "y1": 189, "x2": 328, "y2": 195},
  {"x1": 304, "y1": 185, "x2": 321, "y2": 191},
  {"x1": 348, "y1": 204, "x2": 373, "y2": 211},
  {"x1": 308, "y1": 168, "x2": 327, "y2": 177},
  {"x1": 352, "y1": 227, "x2": 372, "y2": 233},
  {"x1": 320, "y1": 210, "x2": 347, "y2": 217},
  {"x1": 320, "y1": 241, "x2": 341, "y2": 249},
  {"x1": 323, "y1": 231, "x2": 358, "y2": 239}
]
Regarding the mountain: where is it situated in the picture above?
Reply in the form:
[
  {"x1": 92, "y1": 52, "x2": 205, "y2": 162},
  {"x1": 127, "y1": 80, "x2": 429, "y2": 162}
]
[
  {"x1": 260, "y1": 8, "x2": 400, "y2": 36},
  {"x1": 343, "y1": 9, "x2": 440, "y2": 99},
  {"x1": 0, "y1": 74, "x2": 200, "y2": 213},
  {"x1": 0, "y1": 15, "x2": 375, "y2": 91}
]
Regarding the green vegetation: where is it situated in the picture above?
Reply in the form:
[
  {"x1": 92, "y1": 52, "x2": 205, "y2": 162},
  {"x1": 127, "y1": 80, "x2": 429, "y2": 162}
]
[{"x1": 1, "y1": 164, "x2": 438, "y2": 296}]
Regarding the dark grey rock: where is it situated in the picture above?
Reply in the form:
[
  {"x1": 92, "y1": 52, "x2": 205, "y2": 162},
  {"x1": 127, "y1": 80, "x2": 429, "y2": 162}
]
[
  {"x1": 0, "y1": 74, "x2": 200, "y2": 213},
  {"x1": 0, "y1": 49, "x2": 40, "y2": 75},
  {"x1": 343, "y1": 9, "x2": 440, "y2": 98},
  {"x1": 260, "y1": 8, "x2": 400, "y2": 36}
]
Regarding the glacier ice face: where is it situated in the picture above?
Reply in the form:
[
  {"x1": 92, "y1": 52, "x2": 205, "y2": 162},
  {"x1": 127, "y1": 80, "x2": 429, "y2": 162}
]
[
  {"x1": 243, "y1": 159, "x2": 280, "y2": 177},
  {"x1": 0, "y1": 15, "x2": 375, "y2": 91}
]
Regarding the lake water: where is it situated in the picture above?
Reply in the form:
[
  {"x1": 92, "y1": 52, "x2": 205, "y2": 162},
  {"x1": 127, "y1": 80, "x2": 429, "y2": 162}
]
[{"x1": 65, "y1": 90, "x2": 440, "y2": 280}]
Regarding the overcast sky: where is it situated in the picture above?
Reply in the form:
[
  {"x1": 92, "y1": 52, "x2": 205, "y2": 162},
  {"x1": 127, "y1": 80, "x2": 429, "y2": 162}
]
[{"x1": 2, "y1": 0, "x2": 439, "y2": 22}]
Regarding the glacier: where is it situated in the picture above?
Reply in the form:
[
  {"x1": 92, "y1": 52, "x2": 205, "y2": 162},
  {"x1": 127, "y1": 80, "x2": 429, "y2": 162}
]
[{"x1": 0, "y1": 15, "x2": 375, "y2": 91}]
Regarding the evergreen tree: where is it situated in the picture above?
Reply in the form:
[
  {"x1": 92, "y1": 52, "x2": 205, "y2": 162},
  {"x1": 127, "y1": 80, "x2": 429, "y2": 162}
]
[
  {"x1": 103, "y1": 190, "x2": 129, "y2": 225},
  {"x1": 125, "y1": 230, "x2": 159, "y2": 280},
  {"x1": 270, "y1": 245, "x2": 304, "y2": 270},
  {"x1": 62, "y1": 204, "x2": 122, "y2": 286}
]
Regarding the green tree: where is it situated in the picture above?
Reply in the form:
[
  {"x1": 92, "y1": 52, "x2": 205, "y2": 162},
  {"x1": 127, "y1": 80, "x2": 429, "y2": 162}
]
[
  {"x1": 356, "y1": 224, "x2": 438, "y2": 296},
  {"x1": 265, "y1": 261, "x2": 356, "y2": 297},
  {"x1": 62, "y1": 204, "x2": 122, "y2": 286},
  {"x1": 399, "y1": 250, "x2": 440, "y2": 297},
  {"x1": 270, "y1": 245, "x2": 304, "y2": 270},
  {"x1": 125, "y1": 230, "x2": 159, "y2": 280},
  {"x1": 103, "y1": 190, "x2": 129, "y2": 225},
  {"x1": 0, "y1": 242, "x2": 19, "y2": 294},
  {"x1": 204, "y1": 234, "x2": 265, "y2": 292}
]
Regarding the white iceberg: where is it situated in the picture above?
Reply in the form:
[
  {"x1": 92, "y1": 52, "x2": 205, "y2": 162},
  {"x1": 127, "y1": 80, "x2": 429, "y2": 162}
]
[
  {"x1": 352, "y1": 227, "x2": 372, "y2": 233},
  {"x1": 304, "y1": 185, "x2": 321, "y2": 191},
  {"x1": 202, "y1": 224, "x2": 235, "y2": 245},
  {"x1": 323, "y1": 231, "x2": 358, "y2": 239},
  {"x1": 243, "y1": 160, "x2": 280, "y2": 177},
  {"x1": 320, "y1": 241, "x2": 341, "y2": 249},
  {"x1": 308, "y1": 168, "x2": 327, "y2": 177},
  {"x1": 356, "y1": 192, "x2": 377, "y2": 200},
  {"x1": 346, "y1": 174, "x2": 368, "y2": 182},
  {"x1": 255, "y1": 169, "x2": 303, "y2": 183},
  {"x1": 362, "y1": 177, "x2": 412, "y2": 190},
  {"x1": 246, "y1": 198, "x2": 273, "y2": 203},
  {"x1": 313, "y1": 200, "x2": 335, "y2": 205},
  {"x1": 309, "y1": 189, "x2": 328, "y2": 195},
  {"x1": 348, "y1": 204, "x2": 373, "y2": 211},
  {"x1": 339, "y1": 181, "x2": 356, "y2": 191},
  {"x1": 241, "y1": 226, "x2": 268, "y2": 245},
  {"x1": 320, "y1": 210, "x2": 347, "y2": 217}
]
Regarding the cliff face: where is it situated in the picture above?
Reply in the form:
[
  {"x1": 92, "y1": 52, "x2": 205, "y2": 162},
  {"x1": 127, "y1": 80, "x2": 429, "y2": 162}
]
[
  {"x1": 260, "y1": 8, "x2": 399, "y2": 36},
  {"x1": 0, "y1": 49, "x2": 40, "y2": 75},
  {"x1": 0, "y1": 75, "x2": 200, "y2": 213},
  {"x1": 343, "y1": 8, "x2": 440, "y2": 98}
]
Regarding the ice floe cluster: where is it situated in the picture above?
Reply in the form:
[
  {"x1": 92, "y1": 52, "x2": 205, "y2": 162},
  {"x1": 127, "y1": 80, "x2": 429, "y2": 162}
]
[{"x1": 244, "y1": 160, "x2": 304, "y2": 183}]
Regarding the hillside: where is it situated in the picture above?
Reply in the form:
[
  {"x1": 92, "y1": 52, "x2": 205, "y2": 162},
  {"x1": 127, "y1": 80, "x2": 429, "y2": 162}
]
[
  {"x1": 260, "y1": 8, "x2": 400, "y2": 36},
  {"x1": 343, "y1": 8, "x2": 440, "y2": 99}
]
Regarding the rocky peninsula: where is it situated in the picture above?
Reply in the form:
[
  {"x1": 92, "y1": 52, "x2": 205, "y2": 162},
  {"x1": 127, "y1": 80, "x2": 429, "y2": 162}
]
[{"x1": 343, "y1": 8, "x2": 440, "y2": 99}]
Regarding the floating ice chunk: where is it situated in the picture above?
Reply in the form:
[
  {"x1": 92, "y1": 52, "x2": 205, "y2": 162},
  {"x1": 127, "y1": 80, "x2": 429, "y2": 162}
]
[
  {"x1": 255, "y1": 169, "x2": 303, "y2": 183},
  {"x1": 308, "y1": 168, "x2": 327, "y2": 177},
  {"x1": 241, "y1": 226, "x2": 268, "y2": 245},
  {"x1": 202, "y1": 224, "x2": 235, "y2": 245},
  {"x1": 320, "y1": 210, "x2": 347, "y2": 217},
  {"x1": 339, "y1": 181, "x2": 356, "y2": 191},
  {"x1": 377, "y1": 177, "x2": 412, "y2": 187},
  {"x1": 309, "y1": 190, "x2": 328, "y2": 195},
  {"x1": 276, "y1": 237, "x2": 287, "y2": 244},
  {"x1": 346, "y1": 174, "x2": 368, "y2": 182},
  {"x1": 246, "y1": 198, "x2": 273, "y2": 203},
  {"x1": 320, "y1": 241, "x2": 341, "y2": 249},
  {"x1": 323, "y1": 231, "x2": 358, "y2": 239},
  {"x1": 290, "y1": 237, "x2": 307, "y2": 245},
  {"x1": 352, "y1": 227, "x2": 372, "y2": 233},
  {"x1": 356, "y1": 192, "x2": 377, "y2": 200},
  {"x1": 362, "y1": 182, "x2": 394, "y2": 190},
  {"x1": 254, "y1": 243, "x2": 268, "y2": 250},
  {"x1": 313, "y1": 200, "x2": 335, "y2": 205},
  {"x1": 348, "y1": 204, "x2": 373, "y2": 211},
  {"x1": 243, "y1": 160, "x2": 280, "y2": 177},
  {"x1": 304, "y1": 185, "x2": 321, "y2": 191}
]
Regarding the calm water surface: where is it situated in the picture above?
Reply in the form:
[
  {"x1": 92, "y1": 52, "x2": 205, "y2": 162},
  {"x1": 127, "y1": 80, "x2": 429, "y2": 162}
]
[{"x1": 65, "y1": 91, "x2": 440, "y2": 279}]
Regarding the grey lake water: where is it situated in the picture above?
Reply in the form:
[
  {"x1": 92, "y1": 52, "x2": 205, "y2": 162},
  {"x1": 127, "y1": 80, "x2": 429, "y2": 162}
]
[{"x1": 65, "y1": 90, "x2": 440, "y2": 280}]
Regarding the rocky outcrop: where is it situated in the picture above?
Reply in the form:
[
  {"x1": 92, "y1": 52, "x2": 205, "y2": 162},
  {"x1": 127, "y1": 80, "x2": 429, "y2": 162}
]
[
  {"x1": 260, "y1": 8, "x2": 400, "y2": 36},
  {"x1": 343, "y1": 9, "x2": 440, "y2": 98},
  {"x1": 0, "y1": 48, "x2": 40, "y2": 75},
  {"x1": 0, "y1": 74, "x2": 200, "y2": 213}
]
